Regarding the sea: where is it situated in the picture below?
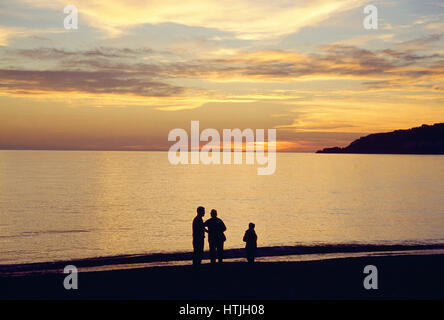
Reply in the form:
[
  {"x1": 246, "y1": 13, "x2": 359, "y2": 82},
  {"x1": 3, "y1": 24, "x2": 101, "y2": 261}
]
[{"x1": 1, "y1": 150, "x2": 443, "y2": 269}]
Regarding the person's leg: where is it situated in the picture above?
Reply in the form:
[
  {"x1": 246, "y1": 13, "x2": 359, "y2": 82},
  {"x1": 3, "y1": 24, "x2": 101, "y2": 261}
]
[
  {"x1": 246, "y1": 248, "x2": 255, "y2": 264},
  {"x1": 209, "y1": 242, "x2": 216, "y2": 264},
  {"x1": 246, "y1": 249, "x2": 252, "y2": 263},
  {"x1": 197, "y1": 239, "x2": 204, "y2": 265},
  {"x1": 193, "y1": 240, "x2": 198, "y2": 266},
  {"x1": 251, "y1": 248, "x2": 256, "y2": 263},
  {"x1": 193, "y1": 239, "x2": 203, "y2": 266},
  {"x1": 217, "y1": 241, "x2": 224, "y2": 263}
]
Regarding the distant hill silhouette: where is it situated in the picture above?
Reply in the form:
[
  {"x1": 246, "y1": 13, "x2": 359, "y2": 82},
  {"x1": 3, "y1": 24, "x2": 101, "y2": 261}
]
[{"x1": 316, "y1": 123, "x2": 444, "y2": 154}]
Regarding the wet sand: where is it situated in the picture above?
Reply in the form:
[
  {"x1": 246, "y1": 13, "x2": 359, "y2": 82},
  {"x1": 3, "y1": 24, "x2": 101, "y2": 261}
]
[{"x1": 1, "y1": 254, "x2": 443, "y2": 299}]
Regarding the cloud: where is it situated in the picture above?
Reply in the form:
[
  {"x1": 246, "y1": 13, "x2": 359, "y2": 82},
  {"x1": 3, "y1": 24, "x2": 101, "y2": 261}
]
[
  {"x1": 161, "y1": 42, "x2": 444, "y2": 89},
  {"x1": 333, "y1": 33, "x2": 395, "y2": 46},
  {"x1": 1, "y1": 33, "x2": 443, "y2": 103},
  {"x1": 0, "y1": 69, "x2": 184, "y2": 97},
  {"x1": 0, "y1": 25, "x2": 64, "y2": 46},
  {"x1": 7, "y1": 47, "x2": 156, "y2": 59},
  {"x1": 19, "y1": 0, "x2": 365, "y2": 39},
  {"x1": 393, "y1": 33, "x2": 442, "y2": 51}
]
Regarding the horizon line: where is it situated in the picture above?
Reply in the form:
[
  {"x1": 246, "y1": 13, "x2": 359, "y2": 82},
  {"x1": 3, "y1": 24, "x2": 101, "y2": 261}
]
[{"x1": 0, "y1": 147, "x2": 316, "y2": 153}]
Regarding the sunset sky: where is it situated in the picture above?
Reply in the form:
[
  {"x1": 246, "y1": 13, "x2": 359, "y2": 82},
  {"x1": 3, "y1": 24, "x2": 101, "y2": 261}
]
[{"x1": 0, "y1": 0, "x2": 443, "y2": 151}]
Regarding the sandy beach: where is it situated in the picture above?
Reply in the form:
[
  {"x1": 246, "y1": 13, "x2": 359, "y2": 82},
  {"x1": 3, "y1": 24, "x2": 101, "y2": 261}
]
[{"x1": 1, "y1": 253, "x2": 443, "y2": 300}]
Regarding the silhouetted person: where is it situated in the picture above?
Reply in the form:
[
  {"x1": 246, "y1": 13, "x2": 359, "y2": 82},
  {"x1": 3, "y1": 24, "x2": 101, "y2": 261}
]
[
  {"x1": 243, "y1": 223, "x2": 257, "y2": 264},
  {"x1": 192, "y1": 206, "x2": 206, "y2": 266},
  {"x1": 204, "y1": 209, "x2": 226, "y2": 264}
]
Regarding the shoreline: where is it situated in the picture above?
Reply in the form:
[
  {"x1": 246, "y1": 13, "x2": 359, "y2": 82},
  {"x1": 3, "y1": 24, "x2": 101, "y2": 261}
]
[
  {"x1": 2, "y1": 243, "x2": 444, "y2": 276},
  {"x1": 1, "y1": 253, "x2": 444, "y2": 299}
]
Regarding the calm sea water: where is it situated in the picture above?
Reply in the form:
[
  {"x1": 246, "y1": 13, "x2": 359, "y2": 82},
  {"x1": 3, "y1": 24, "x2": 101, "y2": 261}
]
[{"x1": 0, "y1": 150, "x2": 443, "y2": 265}]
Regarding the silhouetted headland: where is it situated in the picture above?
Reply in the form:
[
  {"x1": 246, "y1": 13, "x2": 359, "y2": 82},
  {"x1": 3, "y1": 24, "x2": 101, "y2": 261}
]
[{"x1": 316, "y1": 123, "x2": 444, "y2": 154}]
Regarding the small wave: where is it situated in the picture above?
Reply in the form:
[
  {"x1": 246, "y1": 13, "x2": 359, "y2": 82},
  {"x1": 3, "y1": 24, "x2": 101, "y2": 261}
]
[
  {"x1": 0, "y1": 229, "x2": 91, "y2": 239},
  {"x1": 22, "y1": 229, "x2": 91, "y2": 235}
]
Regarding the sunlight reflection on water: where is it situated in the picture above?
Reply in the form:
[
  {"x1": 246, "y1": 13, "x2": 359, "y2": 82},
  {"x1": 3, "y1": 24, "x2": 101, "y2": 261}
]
[{"x1": 0, "y1": 150, "x2": 443, "y2": 264}]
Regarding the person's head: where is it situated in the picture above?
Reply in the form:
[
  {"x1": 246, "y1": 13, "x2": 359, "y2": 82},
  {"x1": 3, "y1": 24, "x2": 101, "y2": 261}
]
[
  {"x1": 210, "y1": 209, "x2": 217, "y2": 218},
  {"x1": 197, "y1": 206, "x2": 205, "y2": 217},
  {"x1": 249, "y1": 222, "x2": 255, "y2": 230}
]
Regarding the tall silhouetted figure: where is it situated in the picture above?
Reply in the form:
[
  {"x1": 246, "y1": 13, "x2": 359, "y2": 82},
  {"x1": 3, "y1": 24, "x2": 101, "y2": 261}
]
[
  {"x1": 192, "y1": 206, "x2": 206, "y2": 266},
  {"x1": 204, "y1": 209, "x2": 226, "y2": 264},
  {"x1": 243, "y1": 223, "x2": 257, "y2": 264}
]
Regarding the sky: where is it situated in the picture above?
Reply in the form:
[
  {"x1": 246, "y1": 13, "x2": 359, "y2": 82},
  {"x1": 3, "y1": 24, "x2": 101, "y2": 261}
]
[{"x1": 0, "y1": 0, "x2": 443, "y2": 152}]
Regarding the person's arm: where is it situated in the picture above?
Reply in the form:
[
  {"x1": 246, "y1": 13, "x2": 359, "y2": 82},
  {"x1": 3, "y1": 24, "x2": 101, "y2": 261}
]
[
  {"x1": 221, "y1": 220, "x2": 227, "y2": 232},
  {"x1": 192, "y1": 219, "x2": 197, "y2": 234}
]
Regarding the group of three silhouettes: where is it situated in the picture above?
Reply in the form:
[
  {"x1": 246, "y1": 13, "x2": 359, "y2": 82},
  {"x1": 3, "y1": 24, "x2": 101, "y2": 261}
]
[{"x1": 192, "y1": 206, "x2": 257, "y2": 266}]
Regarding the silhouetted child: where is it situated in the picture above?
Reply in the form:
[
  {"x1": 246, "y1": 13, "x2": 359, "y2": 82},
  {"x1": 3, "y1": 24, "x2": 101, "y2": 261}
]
[{"x1": 243, "y1": 223, "x2": 257, "y2": 264}]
